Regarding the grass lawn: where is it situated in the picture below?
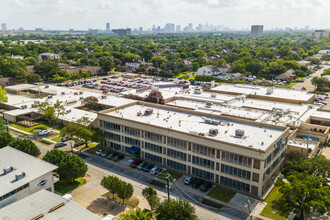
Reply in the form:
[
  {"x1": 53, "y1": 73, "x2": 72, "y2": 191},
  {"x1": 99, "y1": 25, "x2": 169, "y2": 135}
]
[
  {"x1": 51, "y1": 136, "x2": 62, "y2": 142},
  {"x1": 207, "y1": 186, "x2": 236, "y2": 203},
  {"x1": 10, "y1": 123, "x2": 51, "y2": 133},
  {"x1": 55, "y1": 177, "x2": 85, "y2": 195},
  {"x1": 157, "y1": 169, "x2": 183, "y2": 182},
  {"x1": 260, "y1": 186, "x2": 289, "y2": 220},
  {"x1": 88, "y1": 144, "x2": 103, "y2": 153},
  {"x1": 104, "y1": 192, "x2": 139, "y2": 208}
]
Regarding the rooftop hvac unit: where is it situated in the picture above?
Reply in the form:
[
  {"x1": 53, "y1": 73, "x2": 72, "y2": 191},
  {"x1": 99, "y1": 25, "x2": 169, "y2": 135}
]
[
  {"x1": 3, "y1": 166, "x2": 13, "y2": 174},
  {"x1": 101, "y1": 95, "x2": 107, "y2": 99},
  {"x1": 31, "y1": 104, "x2": 37, "y2": 108},
  {"x1": 45, "y1": 85, "x2": 49, "y2": 88},
  {"x1": 21, "y1": 105, "x2": 27, "y2": 109},
  {"x1": 206, "y1": 102, "x2": 213, "y2": 107},
  {"x1": 34, "y1": 101, "x2": 40, "y2": 104},
  {"x1": 61, "y1": 92, "x2": 65, "y2": 95},
  {"x1": 63, "y1": 194, "x2": 73, "y2": 201},
  {"x1": 235, "y1": 129, "x2": 245, "y2": 137},
  {"x1": 212, "y1": 120, "x2": 220, "y2": 125},
  {"x1": 79, "y1": 97, "x2": 84, "y2": 100},
  {"x1": 266, "y1": 87, "x2": 274, "y2": 94},
  {"x1": 79, "y1": 91, "x2": 83, "y2": 94},
  {"x1": 209, "y1": 128, "x2": 219, "y2": 136},
  {"x1": 211, "y1": 93, "x2": 217, "y2": 98},
  {"x1": 194, "y1": 88, "x2": 202, "y2": 94},
  {"x1": 144, "y1": 108, "x2": 153, "y2": 116},
  {"x1": 15, "y1": 171, "x2": 26, "y2": 181},
  {"x1": 74, "y1": 92, "x2": 78, "y2": 95},
  {"x1": 66, "y1": 110, "x2": 71, "y2": 114},
  {"x1": 198, "y1": 132, "x2": 205, "y2": 136},
  {"x1": 137, "y1": 111, "x2": 142, "y2": 116},
  {"x1": 47, "y1": 95, "x2": 53, "y2": 99}
]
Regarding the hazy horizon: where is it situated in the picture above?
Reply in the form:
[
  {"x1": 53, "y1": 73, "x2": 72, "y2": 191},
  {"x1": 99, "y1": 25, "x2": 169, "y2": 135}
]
[{"x1": 1, "y1": 0, "x2": 329, "y2": 30}]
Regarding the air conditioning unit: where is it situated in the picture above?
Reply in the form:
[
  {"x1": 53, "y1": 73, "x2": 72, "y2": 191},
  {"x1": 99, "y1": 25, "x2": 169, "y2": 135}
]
[
  {"x1": 235, "y1": 129, "x2": 245, "y2": 137},
  {"x1": 144, "y1": 108, "x2": 153, "y2": 116},
  {"x1": 61, "y1": 92, "x2": 65, "y2": 95},
  {"x1": 3, "y1": 166, "x2": 13, "y2": 174},
  {"x1": 79, "y1": 91, "x2": 83, "y2": 94},
  {"x1": 66, "y1": 110, "x2": 71, "y2": 114},
  {"x1": 15, "y1": 172, "x2": 26, "y2": 181},
  {"x1": 45, "y1": 85, "x2": 49, "y2": 88},
  {"x1": 209, "y1": 128, "x2": 219, "y2": 136},
  {"x1": 211, "y1": 93, "x2": 217, "y2": 98},
  {"x1": 21, "y1": 105, "x2": 27, "y2": 109},
  {"x1": 101, "y1": 95, "x2": 107, "y2": 99},
  {"x1": 74, "y1": 92, "x2": 78, "y2": 95}
]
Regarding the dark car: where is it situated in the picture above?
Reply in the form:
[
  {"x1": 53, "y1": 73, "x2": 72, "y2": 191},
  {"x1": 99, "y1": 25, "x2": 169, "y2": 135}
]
[
  {"x1": 54, "y1": 142, "x2": 67, "y2": 148},
  {"x1": 61, "y1": 136, "x2": 71, "y2": 142},
  {"x1": 143, "y1": 164, "x2": 154, "y2": 172},
  {"x1": 130, "y1": 159, "x2": 143, "y2": 168},
  {"x1": 200, "y1": 181, "x2": 212, "y2": 192},
  {"x1": 74, "y1": 140, "x2": 85, "y2": 147},
  {"x1": 113, "y1": 154, "x2": 125, "y2": 162},
  {"x1": 192, "y1": 178, "x2": 203, "y2": 188},
  {"x1": 110, "y1": 152, "x2": 119, "y2": 160}
]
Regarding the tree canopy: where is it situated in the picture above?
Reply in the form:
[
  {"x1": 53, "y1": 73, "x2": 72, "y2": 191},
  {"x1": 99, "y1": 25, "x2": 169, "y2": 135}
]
[
  {"x1": 155, "y1": 199, "x2": 198, "y2": 220},
  {"x1": 8, "y1": 138, "x2": 40, "y2": 157}
]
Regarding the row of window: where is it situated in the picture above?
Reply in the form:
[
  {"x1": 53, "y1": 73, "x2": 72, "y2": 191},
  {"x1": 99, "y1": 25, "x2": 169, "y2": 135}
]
[
  {"x1": 145, "y1": 132, "x2": 163, "y2": 143},
  {"x1": 192, "y1": 144, "x2": 215, "y2": 157},
  {"x1": 105, "y1": 131, "x2": 121, "y2": 141},
  {"x1": 167, "y1": 149, "x2": 187, "y2": 161},
  {"x1": 103, "y1": 122, "x2": 120, "y2": 131},
  {"x1": 125, "y1": 137, "x2": 140, "y2": 147},
  {"x1": 0, "y1": 183, "x2": 29, "y2": 201},
  {"x1": 125, "y1": 127, "x2": 140, "y2": 137},
  {"x1": 221, "y1": 164, "x2": 251, "y2": 180},
  {"x1": 192, "y1": 167, "x2": 214, "y2": 181},
  {"x1": 221, "y1": 151, "x2": 252, "y2": 167},
  {"x1": 167, "y1": 137, "x2": 187, "y2": 149},
  {"x1": 220, "y1": 176, "x2": 250, "y2": 193},
  {"x1": 192, "y1": 156, "x2": 214, "y2": 169},
  {"x1": 145, "y1": 142, "x2": 162, "y2": 154},
  {"x1": 167, "y1": 159, "x2": 186, "y2": 172},
  {"x1": 144, "y1": 152, "x2": 162, "y2": 164},
  {"x1": 108, "y1": 142, "x2": 121, "y2": 151}
]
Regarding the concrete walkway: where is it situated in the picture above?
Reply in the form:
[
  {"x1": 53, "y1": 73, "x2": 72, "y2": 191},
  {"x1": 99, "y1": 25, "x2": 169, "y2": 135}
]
[{"x1": 9, "y1": 126, "x2": 31, "y2": 135}]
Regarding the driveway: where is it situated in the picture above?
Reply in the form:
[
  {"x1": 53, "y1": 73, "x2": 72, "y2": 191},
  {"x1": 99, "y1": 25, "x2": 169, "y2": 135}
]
[{"x1": 292, "y1": 66, "x2": 328, "y2": 91}]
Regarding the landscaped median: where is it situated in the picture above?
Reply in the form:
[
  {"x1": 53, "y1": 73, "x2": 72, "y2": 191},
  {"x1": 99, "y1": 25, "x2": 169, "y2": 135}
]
[{"x1": 206, "y1": 186, "x2": 236, "y2": 203}]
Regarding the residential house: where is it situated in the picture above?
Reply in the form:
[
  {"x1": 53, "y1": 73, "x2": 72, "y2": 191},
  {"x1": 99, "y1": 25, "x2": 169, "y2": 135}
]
[
  {"x1": 275, "y1": 69, "x2": 295, "y2": 81},
  {"x1": 125, "y1": 59, "x2": 152, "y2": 69},
  {"x1": 37, "y1": 53, "x2": 60, "y2": 60}
]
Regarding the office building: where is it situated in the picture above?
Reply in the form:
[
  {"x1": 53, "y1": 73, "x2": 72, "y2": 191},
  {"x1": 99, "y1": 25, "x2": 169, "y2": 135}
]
[
  {"x1": 0, "y1": 147, "x2": 58, "y2": 208},
  {"x1": 188, "y1": 23, "x2": 193, "y2": 32},
  {"x1": 1, "y1": 23, "x2": 7, "y2": 32},
  {"x1": 112, "y1": 28, "x2": 131, "y2": 36},
  {"x1": 251, "y1": 25, "x2": 264, "y2": 38},
  {"x1": 0, "y1": 190, "x2": 101, "y2": 220},
  {"x1": 165, "y1": 23, "x2": 175, "y2": 33},
  {"x1": 106, "y1": 23, "x2": 110, "y2": 33}
]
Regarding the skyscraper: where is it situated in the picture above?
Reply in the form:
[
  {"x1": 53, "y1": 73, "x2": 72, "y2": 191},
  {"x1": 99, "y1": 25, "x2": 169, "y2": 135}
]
[
  {"x1": 251, "y1": 25, "x2": 263, "y2": 38},
  {"x1": 1, "y1": 23, "x2": 7, "y2": 32},
  {"x1": 106, "y1": 23, "x2": 110, "y2": 33}
]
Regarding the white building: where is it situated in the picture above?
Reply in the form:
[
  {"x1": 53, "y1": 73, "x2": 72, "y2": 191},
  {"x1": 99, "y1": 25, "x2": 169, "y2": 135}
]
[
  {"x1": 0, "y1": 190, "x2": 101, "y2": 220},
  {"x1": 37, "y1": 53, "x2": 60, "y2": 60},
  {"x1": 0, "y1": 147, "x2": 58, "y2": 208},
  {"x1": 197, "y1": 65, "x2": 230, "y2": 77}
]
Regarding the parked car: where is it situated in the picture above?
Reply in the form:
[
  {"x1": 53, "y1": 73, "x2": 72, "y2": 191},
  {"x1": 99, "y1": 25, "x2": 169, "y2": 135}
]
[
  {"x1": 200, "y1": 181, "x2": 212, "y2": 192},
  {"x1": 113, "y1": 154, "x2": 125, "y2": 162},
  {"x1": 143, "y1": 164, "x2": 154, "y2": 172},
  {"x1": 184, "y1": 176, "x2": 194, "y2": 185},
  {"x1": 109, "y1": 152, "x2": 119, "y2": 160},
  {"x1": 101, "y1": 151, "x2": 108, "y2": 157},
  {"x1": 130, "y1": 159, "x2": 143, "y2": 168},
  {"x1": 137, "y1": 162, "x2": 146, "y2": 170},
  {"x1": 61, "y1": 136, "x2": 71, "y2": 142},
  {"x1": 96, "y1": 149, "x2": 104, "y2": 156},
  {"x1": 54, "y1": 142, "x2": 67, "y2": 148},
  {"x1": 74, "y1": 140, "x2": 85, "y2": 147},
  {"x1": 38, "y1": 129, "x2": 51, "y2": 136},
  {"x1": 150, "y1": 166, "x2": 162, "y2": 175},
  {"x1": 192, "y1": 178, "x2": 203, "y2": 188}
]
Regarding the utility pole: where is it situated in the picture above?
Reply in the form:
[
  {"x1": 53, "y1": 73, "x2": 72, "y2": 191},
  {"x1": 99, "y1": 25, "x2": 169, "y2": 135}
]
[
  {"x1": 166, "y1": 173, "x2": 170, "y2": 201},
  {"x1": 244, "y1": 199, "x2": 253, "y2": 220}
]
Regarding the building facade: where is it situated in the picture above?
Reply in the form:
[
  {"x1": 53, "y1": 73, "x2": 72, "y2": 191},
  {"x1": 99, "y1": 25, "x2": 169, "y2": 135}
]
[
  {"x1": 98, "y1": 102, "x2": 290, "y2": 198},
  {"x1": 251, "y1": 25, "x2": 264, "y2": 38}
]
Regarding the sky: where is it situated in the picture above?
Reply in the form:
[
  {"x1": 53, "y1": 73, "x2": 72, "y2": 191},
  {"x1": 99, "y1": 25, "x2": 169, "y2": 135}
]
[{"x1": 1, "y1": 0, "x2": 329, "y2": 30}]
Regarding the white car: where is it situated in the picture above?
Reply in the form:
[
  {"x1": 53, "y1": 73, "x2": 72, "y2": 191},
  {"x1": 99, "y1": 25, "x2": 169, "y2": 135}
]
[
  {"x1": 150, "y1": 166, "x2": 162, "y2": 175},
  {"x1": 38, "y1": 129, "x2": 51, "y2": 136},
  {"x1": 96, "y1": 149, "x2": 103, "y2": 156}
]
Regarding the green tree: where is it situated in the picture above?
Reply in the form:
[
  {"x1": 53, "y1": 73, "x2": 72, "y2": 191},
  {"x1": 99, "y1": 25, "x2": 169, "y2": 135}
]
[
  {"x1": 151, "y1": 56, "x2": 167, "y2": 68},
  {"x1": 155, "y1": 199, "x2": 198, "y2": 220},
  {"x1": 37, "y1": 101, "x2": 56, "y2": 124},
  {"x1": 99, "y1": 56, "x2": 114, "y2": 72},
  {"x1": 53, "y1": 100, "x2": 66, "y2": 124},
  {"x1": 9, "y1": 138, "x2": 40, "y2": 157},
  {"x1": 276, "y1": 173, "x2": 330, "y2": 220},
  {"x1": 33, "y1": 60, "x2": 59, "y2": 79},
  {"x1": 117, "y1": 181, "x2": 134, "y2": 204},
  {"x1": 101, "y1": 176, "x2": 121, "y2": 199},
  {"x1": 82, "y1": 96, "x2": 99, "y2": 110},
  {"x1": 142, "y1": 186, "x2": 160, "y2": 214},
  {"x1": 43, "y1": 149, "x2": 87, "y2": 183},
  {"x1": 143, "y1": 90, "x2": 163, "y2": 104},
  {"x1": 0, "y1": 132, "x2": 13, "y2": 148},
  {"x1": 0, "y1": 86, "x2": 8, "y2": 103},
  {"x1": 311, "y1": 76, "x2": 329, "y2": 91},
  {"x1": 119, "y1": 208, "x2": 151, "y2": 220}
]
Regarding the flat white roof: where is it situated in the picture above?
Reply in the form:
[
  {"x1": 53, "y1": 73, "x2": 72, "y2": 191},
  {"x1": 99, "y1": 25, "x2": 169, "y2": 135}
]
[
  {"x1": 0, "y1": 190, "x2": 100, "y2": 220},
  {"x1": 288, "y1": 138, "x2": 317, "y2": 151},
  {"x1": 0, "y1": 147, "x2": 58, "y2": 197},
  {"x1": 311, "y1": 111, "x2": 330, "y2": 121},
  {"x1": 210, "y1": 84, "x2": 314, "y2": 102},
  {"x1": 105, "y1": 104, "x2": 286, "y2": 150}
]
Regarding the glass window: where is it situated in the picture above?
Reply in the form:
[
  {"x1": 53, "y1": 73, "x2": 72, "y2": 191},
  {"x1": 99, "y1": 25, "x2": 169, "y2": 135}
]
[
  {"x1": 144, "y1": 152, "x2": 162, "y2": 164},
  {"x1": 191, "y1": 167, "x2": 214, "y2": 181},
  {"x1": 192, "y1": 156, "x2": 214, "y2": 169},
  {"x1": 124, "y1": 137, "x2": 140, "y2": 147},
  {"x1": 192, "y1": 144, "x2": 215, "y2": 157},
  {"x1": 103, "y1": 122, "x2": 120, "y2": 131},
  {"x1": 145, "y1": 142, "x2": 162, "y2": 154},
  {"x1": 167, "y1": 137, "x2": 187, "y2": 149},
  {"x1": 220, "y1": 176, "x2": 250, "y2": 193},
  {"x1": 167, "y1": 149, "x2": 187, "y2": 161},
  {"x1": 105, "y1": 131, "x2": 121, "y2": 141},
  {"x1": 145, "y1": 132, "x2": 162, "y2": 143},
  {"x1": 221, "y1": 164, "x2": 251, "y2": 180},
  {"x1": 221, "y1": 151, "x2": 252, "y2": 167},
  {"x1": 125, "y1": 127, "x2": 140, "y2": 137},
  {"x1": 167, "y1": 159, "x2": 186, "y2": 172}
]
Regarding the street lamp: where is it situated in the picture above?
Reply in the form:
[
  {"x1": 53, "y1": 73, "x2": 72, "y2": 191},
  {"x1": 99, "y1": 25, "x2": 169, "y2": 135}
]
[{"x1": 244, "y1": 199, "x2": 253, "y2": 220}]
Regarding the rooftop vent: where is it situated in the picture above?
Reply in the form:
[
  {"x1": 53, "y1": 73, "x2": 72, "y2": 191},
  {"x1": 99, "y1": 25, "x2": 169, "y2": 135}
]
[
  {"x1": 45, "y1": 85, "x2": 49, "y2": 88},
  {"x1": 211, "y1": 93, "x2": 217, "y2": 98},
  {"x1": 235, "y1": 129, "x2": 245, "y2": 138},
  {"x1": 49, "y1": 202, "x2": 65, "y2": 212},
  {"x1": 101, "y1": 95, "x2": 107, "y2": 99},
  {"x1": 3, "y1": 166, "x2": 13, "y2": 174},
  {"x1": 79, "y1": 91, "x2": 83, "y2": 94},
  {"x1": 144, "y1": 108, "x2": 153, "y2": 116},
  {"x1": 74, "y1": 92, "x2": 79, "y2": 95},
  {"x1": 194, "y1": 88, "x2": 202, "y2": 94},
  {"x1": 266, "y1": 87, "x2": 274, "y2": 94},
  {"x1": 15, "y1": 171, "x2": 26, "y2": 181},
  {"x1": 79, "y1": 97, "x2": 84, "y2": 100},
  {"x1": 21, "y1": 105, "x2": 27, "y2": 109},
  {"x1": 66, "y1": 110, "x2": 71, "y2": 114},
  {"x1": 137, "y1": 111, "x2": 142, "y2": 116},
  {"x1": 206, "y1": 102, "x2": 213, "y2": 107},
  {"x1": 209, "y1": 129, "x2": 219, "y2": 136},
  {"x1": 61, "y1": 92, "x2": 65, "y2": 95}
]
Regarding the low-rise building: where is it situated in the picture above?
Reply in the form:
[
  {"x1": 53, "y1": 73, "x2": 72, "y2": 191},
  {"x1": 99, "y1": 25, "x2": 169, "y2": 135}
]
[
  {"x1": 0, "y1": 147, "x2": 58, "y2": 208},
  {"x1": 197, "y1": 65, "x2": 230, "y2": 77},
  {"x1": 0, "y1": 189, "x2": 101, "y2": 220},
  {"x1": 37, "y1": 53, "x2": 60, "y2": 60},
  {"x1": 275, "y1": 69, "x2": 295, "y2": 81}
]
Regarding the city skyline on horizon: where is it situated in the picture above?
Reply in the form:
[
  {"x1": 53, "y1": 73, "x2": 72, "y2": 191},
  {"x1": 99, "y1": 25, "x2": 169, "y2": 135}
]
[{"x1": 1, "y1": 0, "x2": 329, "y2": 31}]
